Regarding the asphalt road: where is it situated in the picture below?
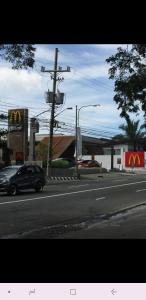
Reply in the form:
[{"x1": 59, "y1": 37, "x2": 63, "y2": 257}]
[{"x1": 0, "y1": 173, "x2": 146, "y2": 238}]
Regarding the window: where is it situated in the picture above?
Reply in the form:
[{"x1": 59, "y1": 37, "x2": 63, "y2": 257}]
[
  {"x1": 114, "y1": 149, "x2": 121, "y2": 155},
  {"x1": 35, "y1": 166, "x2": 42, "y2": 173},
  {"x1": 26, "y1": 166, "x2": 35, "y2": 174},
  {"x1": 103, "y1": 149, "x2": 111, "y2": 155}
]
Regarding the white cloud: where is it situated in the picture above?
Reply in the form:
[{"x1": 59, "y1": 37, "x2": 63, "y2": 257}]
[
  {"x1": 35, "y1": 45, "x2": 55, "y2": 63},
  {"x1": 35, "y1": 45, "x2": 107, "y2": 68},
  {"x1": 36, "y1": 45, "x2": 81, "y2": 66},
  {"x1": 0, "y1": 44, "x2": 127, "y2": 135},
  {"x1": 0, "y1": 67, "x2": 43, "y2": 97},
  {"x1": 63, "y1": 64, "x2": 109, "y2": 82},
  {"x1": 95, "y1": 44, "x2": 123, "y2": 49},
  {"x1": 0, "y1": 66, "x2": 50, "y2": 116}
]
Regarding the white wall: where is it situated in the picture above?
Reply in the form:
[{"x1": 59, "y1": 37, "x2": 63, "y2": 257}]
[
  {"x1": 82, "y1": 146, "x2": 146, "y2": 171},
  {"x1": 95, "y1": 155, "x2": 111, "y2": 170},
  {"x1": 82, "y1": 155, "x2": 111, "y2": 170}
]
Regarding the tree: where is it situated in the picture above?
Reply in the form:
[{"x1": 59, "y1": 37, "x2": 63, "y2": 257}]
[
  {"x1": 36, "y1": 141, "x2": 48, "y2": 162},
  {"x1": 106, "y1": 44, "x2": 146, "y2": 118},
  {"x1": 0, "y1": 44, "x2": 35, "y2": 69},
  {"x1": 0, "y1": 114, "x2": 8, "y2": 141},
  {"x1": 0, "y1": 128, "x2": 8, "y2": 139},
  {"x1": 0, "y1": 114, "x2": 7, "y2": 120},
  {"x1": 113, "y1": 117, "x2": 146, "y2": 151}
]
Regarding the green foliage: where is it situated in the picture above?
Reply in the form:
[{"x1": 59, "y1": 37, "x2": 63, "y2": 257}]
[
  {"x1": 119, "y1": 119, "x2": 146, "y2": 139},
  {"x1": 0, "y1": 44, "x2": 35, "y2": 69},
  {"x1": 36, "y1": 142, "x2": 48, "y2": 161},
  {"x1": 113, "y1": 117, "x2": 146, "y2": 151},
  {"x1": 0, "y1": 128, "x2": 8, "y2": 138},
  {"x1": 51, "y1": 159, "x2": 70, "y2": 168},
  {"x1": 106, "y1": 44, "x2": 146, "y2": 118},
  {"x1": 0, "y1": 114, "x2": 8, "y2": 120}
]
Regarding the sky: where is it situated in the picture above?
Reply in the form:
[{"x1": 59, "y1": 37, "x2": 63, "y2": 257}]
[{"x1": 0, "y1": 44, "x2": 143, "y2": 139}]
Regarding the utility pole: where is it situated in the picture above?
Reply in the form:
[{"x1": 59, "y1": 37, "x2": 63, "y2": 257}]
[
  {"x1": 48, "y1": 48, "x2": 58, "y2": 175},
  {"x1": 75, "y1": 105, "x2": 79, "y2": 179},
  {"x1": 41, "y1": 48, "x2": 70, "y2": 176},
  {"x1": 111, "y1": 143, "x2": 114, "y2": 171}
]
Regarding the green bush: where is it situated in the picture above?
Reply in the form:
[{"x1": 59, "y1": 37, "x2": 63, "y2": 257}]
[{"x1": 51, "y1": 159, "x2": 70, "y2": 168}]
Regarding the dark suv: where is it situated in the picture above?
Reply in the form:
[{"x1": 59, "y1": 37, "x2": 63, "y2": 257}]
[{"x1": 0, "y1": 164, "x2": 46, "y2": 195}]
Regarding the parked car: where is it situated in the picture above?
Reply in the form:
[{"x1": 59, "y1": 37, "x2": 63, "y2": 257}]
[
  {"x1": 0, "y1": 164, "x2": 46, "y2": 195},
  {"x1": 78, "y1": 159, "x2": 101, "y2": 168}
]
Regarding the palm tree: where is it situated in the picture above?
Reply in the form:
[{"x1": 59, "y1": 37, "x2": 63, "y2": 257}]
[{"x1": 113, "y1": 117, "x2": 146, "y2": 151}]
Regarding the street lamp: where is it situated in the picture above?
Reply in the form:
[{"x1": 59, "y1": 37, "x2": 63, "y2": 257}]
[
  {"x1": 55, "y1": 107, "x2": 73, "y2": 118},
  {"x1": 35, "y1": 109, "x2": 50, "y2": 118},
  {"x1": 75, "y1": 104, "x2": 100, "y2": 179},
  {"x1": 77, "y1": 104, "x2": 100, "y2": 126}
]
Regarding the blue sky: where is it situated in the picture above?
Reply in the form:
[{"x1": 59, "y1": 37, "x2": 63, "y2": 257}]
[{"x1": 0, "y1": 44, "x2": 143, "y2": 139}]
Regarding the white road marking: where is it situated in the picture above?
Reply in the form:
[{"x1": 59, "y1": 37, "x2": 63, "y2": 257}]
[
  {"x1": 136, "y1": 188, "x2": 146, "y2": 193},
  {"x1": 96, "y1": 197, "x2": 106, "y2": 201},
  {"x1": 0, "y1": 180, "x2": 146, "y2": 206}
]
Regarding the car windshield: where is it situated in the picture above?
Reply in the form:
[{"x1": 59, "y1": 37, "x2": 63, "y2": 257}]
[{"x1": 0, "y1": 167, "x2": 19, "y2": 177}]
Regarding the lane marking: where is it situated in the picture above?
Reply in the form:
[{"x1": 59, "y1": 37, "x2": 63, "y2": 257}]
[
  {"x1": 0, "y1": 180, "x2": 146, "y2": 206},
  {"x1": 136, "y1": 188, "x2": 146, "y2": 193},
  {"x1": 96, "y1": 197, "x2": 106, "y2": 201}
]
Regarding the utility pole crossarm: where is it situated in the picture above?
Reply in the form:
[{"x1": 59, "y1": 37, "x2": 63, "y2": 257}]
[
  {"x1": 41, "y1": 65, "x2": 71, "y2": 74},
  {"x1": 42, "y1": 69, "x2": 70, "y2": 73}
]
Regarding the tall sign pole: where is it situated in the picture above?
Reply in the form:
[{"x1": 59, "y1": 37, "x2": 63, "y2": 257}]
[
  {"x1": 29, "y1": 118, "x2": 39, "y2": 161},
  {"x1": 8, "y1": 109, "x2": 28, "y2": 164}
]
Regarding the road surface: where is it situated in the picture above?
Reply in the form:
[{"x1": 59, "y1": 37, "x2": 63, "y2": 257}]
[{"x1": 0, "y1": 173, "x2": 146, "y2": 238}]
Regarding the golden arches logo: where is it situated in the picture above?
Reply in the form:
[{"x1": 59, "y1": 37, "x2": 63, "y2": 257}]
[
  {"x1": 10, "y1": 111, "x2": 22, "y2": 123},
  {"x1": 128, "y1": 153, "x2": 141, "y2": 166}
]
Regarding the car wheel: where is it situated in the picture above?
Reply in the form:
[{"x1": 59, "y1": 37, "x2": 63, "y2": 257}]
[
  {"x1": 35, "y1": 182, "x2": 43, "y2": 193},
  {"x1": 8, "y1": 184, "x2": 17, "y2": 196}
]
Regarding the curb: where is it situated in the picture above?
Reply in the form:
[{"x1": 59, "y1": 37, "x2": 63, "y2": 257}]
[{"x1": 103, "y1": 201, "x2": 146, "y2": 220}]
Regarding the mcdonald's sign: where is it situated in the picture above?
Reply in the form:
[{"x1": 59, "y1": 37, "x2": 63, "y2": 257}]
[
  {"x1": 9, "y1": 110, "x2": 23, "y2": 124},
  {"x1": 125, "y1": 152, "x2": 144, "y2": 167}
]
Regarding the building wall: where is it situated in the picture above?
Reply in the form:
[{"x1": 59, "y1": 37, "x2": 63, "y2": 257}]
[{"x1": 82, "y1": 145, "x2": 146, "y2": 171}]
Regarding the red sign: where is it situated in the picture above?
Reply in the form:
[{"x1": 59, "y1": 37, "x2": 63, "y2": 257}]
[
  {"x1": 16, "y1": 152, "x2": 24, "y2": 161},
  {"x1": 125, "y1": 152, "x2": 144, "y2": 168}
]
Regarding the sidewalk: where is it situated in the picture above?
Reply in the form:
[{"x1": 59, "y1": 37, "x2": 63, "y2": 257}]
[
  {"x1": 45, "y1": 171, "x2": 140, "y2": 184},
  {"x1": 45, "y1": 169, "x2": 146, "y2": 184},
  {"x1": 80, "y1": 171, "x2": 136, "y2": 180},
  {"x1": 58, "y1": 204, "x2": 146, "y2": 239}
]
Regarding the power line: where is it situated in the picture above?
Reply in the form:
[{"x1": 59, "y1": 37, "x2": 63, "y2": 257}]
[{"x1": 71, "y1": 69, "x2": 113, "y2": 92}]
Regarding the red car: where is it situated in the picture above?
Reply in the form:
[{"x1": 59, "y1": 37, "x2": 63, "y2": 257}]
[{"x1": 78, "y1": 160, "x2": 101, "y2": 168}]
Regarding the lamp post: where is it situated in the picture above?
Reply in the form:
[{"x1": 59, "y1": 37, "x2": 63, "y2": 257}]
[
  {"x1": 75, "y1": 104, "x2": 100, "y2": 179},
  {"x1": 76, "y1": 104, "x2": 100, "y2": 159}
]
